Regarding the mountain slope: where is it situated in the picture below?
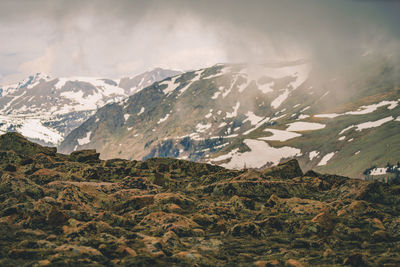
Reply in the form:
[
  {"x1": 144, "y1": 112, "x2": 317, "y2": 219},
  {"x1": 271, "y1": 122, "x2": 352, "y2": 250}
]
[
  {"x1": 1, "y1": 133, "x2": 400, "y2": 266},
  {"x1": 59, "y1": 56, "x2": 400, "y2": 178},
  {"x1": 0, "y1": 69, "x2": 181, "y2": 145}
]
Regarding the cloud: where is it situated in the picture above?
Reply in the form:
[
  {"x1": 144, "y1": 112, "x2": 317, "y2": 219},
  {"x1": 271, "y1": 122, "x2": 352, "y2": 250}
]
[
  {"x1": 18, "y1": 47, "x2": 55, "y2": 76},
  {"x1": 0, "y1": 0, "x2": 399, "y2": 83}
]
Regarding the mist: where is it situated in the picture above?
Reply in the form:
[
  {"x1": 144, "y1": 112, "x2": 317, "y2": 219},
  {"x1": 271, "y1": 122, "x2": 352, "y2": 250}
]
[{"x1": 1, "y1": 0, "x2": 400, "y2": 84}]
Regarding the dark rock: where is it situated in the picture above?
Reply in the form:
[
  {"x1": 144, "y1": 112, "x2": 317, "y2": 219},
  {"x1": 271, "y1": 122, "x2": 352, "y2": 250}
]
[
  {"x1": 4, "y1": 164, "x2": 17, "y2": 172},
  {"x1": 70, "y1": 149, "x2": 100, "y2": 163},
  {"x1": 261, "y1": 159, "x2": 303, "y2": 179},
  {"x1": 343, "y1": 253, "x2": 367, "y2": 266}
]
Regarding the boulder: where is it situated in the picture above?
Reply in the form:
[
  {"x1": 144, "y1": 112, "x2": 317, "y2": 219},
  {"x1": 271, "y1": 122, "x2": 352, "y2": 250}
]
[
  {"x1": 70, "y1": 149, "x2": 100, "y2": 163},
  {"x1": 261, "y1": 159, "x2": 303, "y2": 179}
]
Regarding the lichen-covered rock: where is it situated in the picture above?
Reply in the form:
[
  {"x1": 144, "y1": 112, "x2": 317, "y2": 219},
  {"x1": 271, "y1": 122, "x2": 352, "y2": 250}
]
[
  {"x1": 0, "y1": 133, "x2": 399, "y2": 266},
  {"x1": 261, "y1": 159, "x2": 303, "y2": 179},
  {"x1": 70, "y1": 149, "x2": 100, "y2": 163}
]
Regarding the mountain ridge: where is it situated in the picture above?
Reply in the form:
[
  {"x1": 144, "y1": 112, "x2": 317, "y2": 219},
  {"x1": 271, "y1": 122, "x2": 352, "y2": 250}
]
[
  {"x1": 59, "y1": 56, "x2": 400, "y2": 178},
  {"x1": 0, "y1": 68, "x2": 181, "y2": 145}
]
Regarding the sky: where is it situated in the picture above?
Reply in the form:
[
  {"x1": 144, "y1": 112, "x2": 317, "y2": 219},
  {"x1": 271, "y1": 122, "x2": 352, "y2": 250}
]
[{"x1": 1, "y1": 0, "x2": 400, "y2": 84}]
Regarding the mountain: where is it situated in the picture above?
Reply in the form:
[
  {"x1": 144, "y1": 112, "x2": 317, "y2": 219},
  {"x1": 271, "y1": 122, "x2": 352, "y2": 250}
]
[
  {"x1": 59, "y1": 56, "x2": 400, "y2": 178},
  {"x1": 1, "y1": 132, "x2": 400, "y2": 266},
  {"x1": 0, "y1": 69, "x2": 181, "y2": 146}
]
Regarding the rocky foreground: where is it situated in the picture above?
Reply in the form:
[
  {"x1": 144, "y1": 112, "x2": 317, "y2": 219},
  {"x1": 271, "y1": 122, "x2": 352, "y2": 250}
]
[{"x1": 0, "y1": 133, "x2": 399, "y2": 266}]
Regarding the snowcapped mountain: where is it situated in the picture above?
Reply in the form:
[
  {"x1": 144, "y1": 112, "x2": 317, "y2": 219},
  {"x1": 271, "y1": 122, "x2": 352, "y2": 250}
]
[
  {"x1": 59, "y1": 56, "x2": 400, "y2": 178},
  {"x1": 0, "y1": 69, "x2": 181, "y2": 145}
]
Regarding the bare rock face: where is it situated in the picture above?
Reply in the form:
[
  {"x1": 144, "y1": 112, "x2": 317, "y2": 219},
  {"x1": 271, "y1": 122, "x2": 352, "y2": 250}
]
[{"x1": 0, "y1": 133, "x2": 400, "y2": 266}]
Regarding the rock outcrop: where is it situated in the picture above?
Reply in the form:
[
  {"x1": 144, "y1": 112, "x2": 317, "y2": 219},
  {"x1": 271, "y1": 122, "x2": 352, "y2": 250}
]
[{"x1": 0, "y1": 133, "x2": 399, "y2": 266}]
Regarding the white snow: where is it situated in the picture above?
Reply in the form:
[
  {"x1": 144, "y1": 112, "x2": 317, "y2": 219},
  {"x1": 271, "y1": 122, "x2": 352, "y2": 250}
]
[
  {"x1": 196, "y1": 122, "x2": 212, "y2": 133},
  {"x1": 160, "y1": 76, "x2": 180, "y2": 95},
  {"x1": 339, "y1": 125, "x2": 355, "y2": 135},
  {"x1": 157, "y1": 114, "x2": 170, "y2": 124},
  {"x1": 300, "y1": 106, "x2": 310, "y2": 112},
  {"x1": 355, "y1": 116, "x2": 393, "y2": 131},
  {"x1": 286, "y1": 122, "x2": 326, "y2": 132},
  {"x1": 203, "y1": 66, "x2": 231, "y2": 79},
  {"x1": 226, "y1": 102, "x2": 240, "y2": 118},
  {"x1": 346, "y1": 101, "x2": 398, "y2": 115},
  {"x1": 242, "y1": 117, "x2": 271, "y2": 135},
  {"x1": 218, "y1": 122, "x2": 227, "y2": 128},
  {"x1": 59, "y1": 91, "x2": 103, "y2": 112},
  {"x1": 314, "y1": 100, "x2": 399, "y2": 119},
  {"x1": 338, "y1": 136, "x2": 346, "y2": 141},
  {"x1": 124, "y1": 114, "x2": 130, "y2": 121},
  {"x1": 205, "y1": 109, "x2": 213, "y2": 119},
  {"x1": 309, "y1": 151, "x2": 320, "y2": 160},
  {"x1": 396, "y1": 116, "x2": 400, "y2": 121},
  {"x1": 237, "y1": 79, "x2": 249, "y2": 93},
  {"x1": 244, "y1": 63, "x2": 310, "y2": 90},
  {"x1": 212, "y1": 139, "x2": 301, "y2": 169},
  {"x1": 256, "y1": 81, "x2": 274, "y2": 93},
  {"x1": 138, "y1": 107, "x2": 145, "y2": 115},
  {"x1": 297, "y1": 114, "x2": 310, "y2": 120},
  {"x1": 77, "y1": 131, "x2": 92, "y2": 146},
  {"x1": 243, "y1": 111, "x2": 264, "y2": 126},
  {"x1": 270, "y1": 114, "x2": 286, "y2": 121},
  {"x1": 211, "y1": 86, "x2": 225, "y2": 99},
  {"x1": 178, "y1": 70, "x2": 202, "y2": 96},
  {"x1": 317, "y1": 152, "x2": 336, "y2": 166},
  {"x1": 314, "y1": 113, "x2": 341, "y2": 119},
  {"x1": 0, "y1": 115, "x2": 63, "y2": 145},
  {"x1": 55, "y1": 77, "x2": 124, "y2": 95},
  {"x1": 355, "y1": 151, "x2": 360, "y2": 155},
  {"x1": 370, "y1": 168, "x2": 387, "y2": 176},
  {"x1": 271, "y1": 90, "x2": 290, "y2": 109},
  {"x1": 211, "y1": 148, "x2": 240, "y2": 162},
  {"x1": 260, "y1": 128, "x2": 301, "y2": 142}
]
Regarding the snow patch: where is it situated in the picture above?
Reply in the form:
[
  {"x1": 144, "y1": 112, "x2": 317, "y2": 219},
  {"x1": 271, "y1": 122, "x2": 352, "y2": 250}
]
[
  {"x1": 196, "y1": 122, "x2": 212, "y2": 133},
  {"x1": 138, "y1": 107, "x2": 145, "y2": 115},
  {"x1": 317, "y1": 152, "x2": 336, "y2": 166},
  {"x1": 157, "y1": 114, "x2": 170, "y2": 124},
  {"x1": 309, "y1": 151, "x2": 319, "y2": 160},
  {"x1": 226, "y1": 102, "x2": 240, "y2": 118},
  {"x1": 77, "y1": 131, "x2": 92, "y2": 146},
  {"x1": 297, "y1": 114, "x2": 310, "y2": 120},
  {"x1": 212, "y1": 139, "x2": 301, "y2": 169},
  {"x1": 314, "y1": 100, "x2": 399, "y2": 119},
  {"x1": 271, "y1": 90, "x2": 290, "y2": 109},
  {"x1": 286, "y1": 122, "x2": 326, "y2": 132},
  {"x1": 243, "y1": 111, "x2": 264, "y2": 126},
  {"x1": 370, "y1": 168, "x2": 387, "y2": 176},
  {"x1": 260, "y1": 129, "x2": 301, "y2": 142},
  {"x1": 160, "y1": 76, "x2": 180, "y2": 95},
  {"x1": 314, "y1": 113, "x2": 341, "y2": 119}
]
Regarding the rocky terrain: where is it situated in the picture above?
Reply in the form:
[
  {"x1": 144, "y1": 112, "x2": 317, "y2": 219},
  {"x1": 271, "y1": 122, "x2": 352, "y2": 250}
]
[
  {"x1": 59, "y1": 55, "x2": 400, "y2": 178},
  {"x1": 1, "y1": 132, "x2": 399, "y2": 266}
]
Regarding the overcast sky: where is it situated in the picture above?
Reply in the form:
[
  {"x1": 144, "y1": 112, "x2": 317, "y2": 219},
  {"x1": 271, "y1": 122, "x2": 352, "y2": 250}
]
[{"x1": 1, "y1": 0, "x2": 400, "y2": 84}]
